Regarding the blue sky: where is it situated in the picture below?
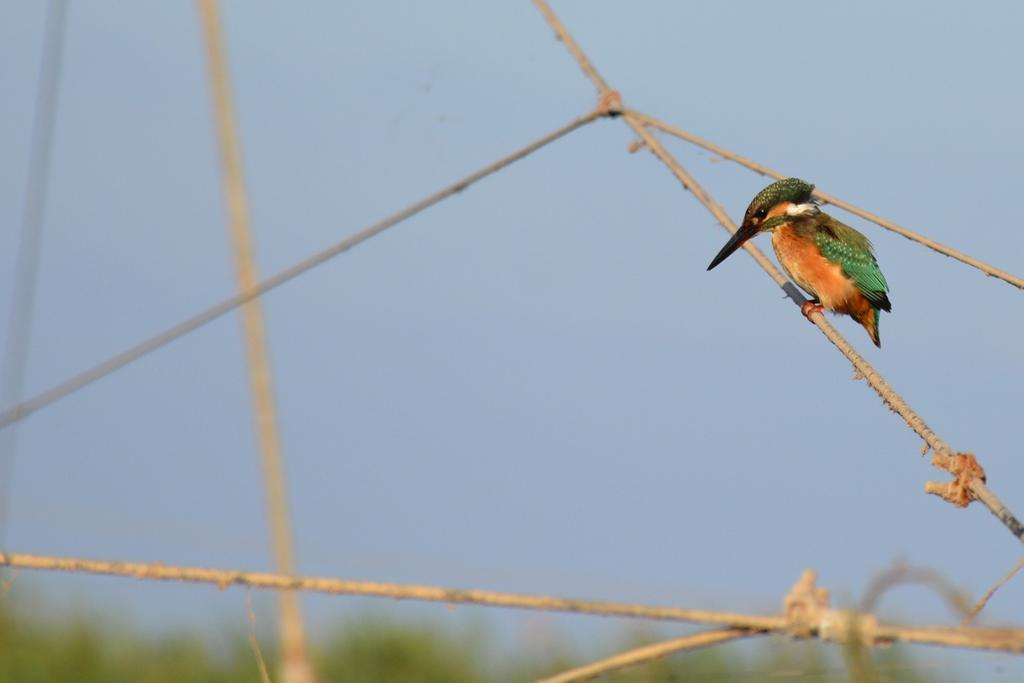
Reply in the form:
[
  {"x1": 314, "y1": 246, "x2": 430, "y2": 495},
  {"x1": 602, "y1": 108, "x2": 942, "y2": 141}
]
[{"x1": 2, "y1": 1, "x2": 1023, "y2": 678}]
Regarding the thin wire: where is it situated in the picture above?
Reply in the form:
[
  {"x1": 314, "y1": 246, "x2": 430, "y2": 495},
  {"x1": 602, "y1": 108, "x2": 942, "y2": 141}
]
[
  {"x1": 2, "y1": 551, "x2": 1022, "y2": 654},
  {"x1": 0, "y1": 110, "x2": 603, "y2": 432},
  {"x1": 629, "y1": 111, "x2": 1024, "y2": 291},
  {"x1": 0, "y1": 0, "x2": 69, "y2": 547},
  {"x1": 532, "y1": 0, "x2": 1024, "y2": 547}
]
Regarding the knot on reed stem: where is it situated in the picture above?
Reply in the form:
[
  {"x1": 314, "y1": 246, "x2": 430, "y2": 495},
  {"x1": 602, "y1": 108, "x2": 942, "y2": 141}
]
[
  {"x1": 595, "y1": 89, "x2": 623, "y2": 117},
  {"x1": 783, "y1": 570, "x2": 829, "y2": 638},
  {"x1": 784, "y1": 570, "x2": 879, "y2": 645},
  {"x1": 926, "y1": 452, "x2": 986, "y2": 508}
]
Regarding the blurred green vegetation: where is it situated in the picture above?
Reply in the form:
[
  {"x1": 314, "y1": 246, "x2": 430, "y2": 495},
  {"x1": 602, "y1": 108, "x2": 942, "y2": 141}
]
[{"x1": 0, "y1": 595, "x2": 944, "y2": 683}]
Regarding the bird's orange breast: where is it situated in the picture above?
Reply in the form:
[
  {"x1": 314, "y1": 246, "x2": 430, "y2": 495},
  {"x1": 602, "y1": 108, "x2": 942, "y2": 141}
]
[{"x1": 771, "y1": 225, "x2": 860, "y2": 312}]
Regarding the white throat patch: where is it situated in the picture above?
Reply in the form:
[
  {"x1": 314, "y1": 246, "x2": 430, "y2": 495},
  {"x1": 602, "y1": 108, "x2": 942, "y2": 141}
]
[{"x1": 786, "y1": 202, "x2": 821, "y2": 218}]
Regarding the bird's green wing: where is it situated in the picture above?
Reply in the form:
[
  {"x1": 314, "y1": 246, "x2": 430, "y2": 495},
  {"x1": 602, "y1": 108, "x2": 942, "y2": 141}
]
[{"x1": 814, "y1": 220, "x2": 892, "y2": 312}]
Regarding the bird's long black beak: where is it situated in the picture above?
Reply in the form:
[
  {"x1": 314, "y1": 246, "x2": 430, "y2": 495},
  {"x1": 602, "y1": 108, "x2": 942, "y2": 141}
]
[{"x1": 706, "y1": 221, "x2": 760, "y2": 271}]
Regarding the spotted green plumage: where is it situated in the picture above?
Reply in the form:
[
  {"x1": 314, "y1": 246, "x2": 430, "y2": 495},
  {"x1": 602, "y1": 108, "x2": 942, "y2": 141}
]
[{"x1": 811, "y1": 220, "x2": 892, "y2": 312}]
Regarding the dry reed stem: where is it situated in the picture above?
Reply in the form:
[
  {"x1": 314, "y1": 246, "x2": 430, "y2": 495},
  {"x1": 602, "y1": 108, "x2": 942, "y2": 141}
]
[
  {"x1": 246, "y1": 592, "x2": 273, "y2": 683},
  {"x1": 873, "y1": 623, "x2": 1024, "y2": 651},
  {"x1": 630, "y1": 111, "x2": 1024, "y2": 291},
  {"x1": 860, "y1": 562, "x2": 971, "y2": 618},
  {"x1": 532, "y1": 0, "x2": 1024, "y2": 546},
  {"x1": 842, "y1": 642, "x2": 879, "y2": 683},
  {"x1": 963, "y1": 557, "x2": 1024, "y2": 627},
  {"x1": 2, "y1": 552, "x2": 1023, "y2": 654},
  {"x1": 196, "y1": 3, "x2": 313, "y2": 680},
  {"x1": 535, "y1": 628, "x2": 755, "y2": 683},
  {"x1": 0, "y1": 552, "x2": 783, "y2": 630},
  {"x1": 0, "y1": 110, "x2": 602, "y2": 432},
  {"x1": 195, "y1": 2, "x2": 311, "y2": 679}
]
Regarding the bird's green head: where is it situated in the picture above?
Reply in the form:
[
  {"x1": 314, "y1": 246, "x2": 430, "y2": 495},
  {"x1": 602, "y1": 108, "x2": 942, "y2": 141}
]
[
  {"x1": 707, "y1": 178, "x2": 819, "y2": 270},
  {"x1": 742, "y1": 178, "x2": 817, "y2": 229}
]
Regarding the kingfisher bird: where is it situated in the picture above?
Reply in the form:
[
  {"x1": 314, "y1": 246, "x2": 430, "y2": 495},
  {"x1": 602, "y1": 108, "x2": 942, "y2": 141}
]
[{"x1": 707, "y1": 178, "x2": 892, "y2": 347}]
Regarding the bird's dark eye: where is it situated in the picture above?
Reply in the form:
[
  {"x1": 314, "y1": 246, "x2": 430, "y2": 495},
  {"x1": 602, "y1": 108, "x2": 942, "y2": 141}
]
[{"x1": 754, "y1": 208, "x2": 767, "y2": 219}]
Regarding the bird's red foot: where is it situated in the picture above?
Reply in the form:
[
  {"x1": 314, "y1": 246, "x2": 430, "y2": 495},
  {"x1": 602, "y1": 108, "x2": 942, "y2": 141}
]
[{"x1": 801, "y1": 301, "x2": 825, "y2": 320}]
